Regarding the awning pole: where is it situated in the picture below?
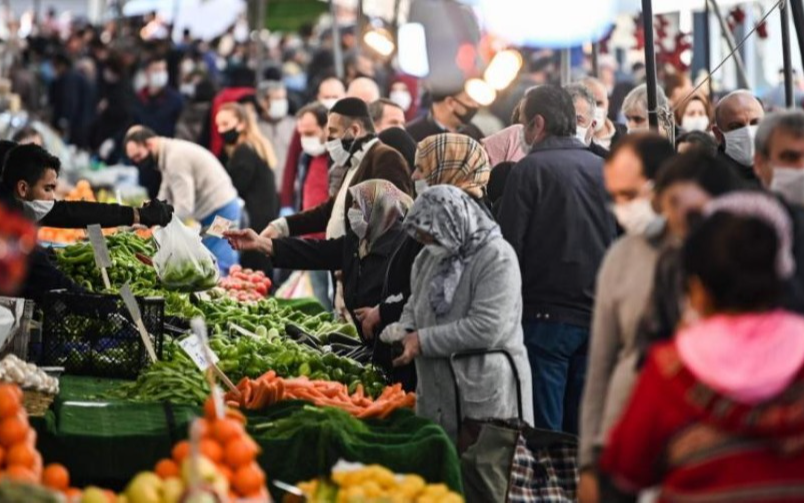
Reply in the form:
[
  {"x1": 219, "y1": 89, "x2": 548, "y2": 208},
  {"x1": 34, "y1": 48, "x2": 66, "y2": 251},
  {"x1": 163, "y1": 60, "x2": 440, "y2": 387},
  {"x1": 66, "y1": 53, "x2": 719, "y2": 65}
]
[
  {"x1": 330, "y1": 0, "x2": 345, "y2": 80},
  {"x1": 790, "y1": 0, "x2": 804, "y2": 75},
  {"x1": 591, "y1": 42, "x2": 600, "y2": 78},
  {"x1": 781, "y1": 0, "x2": 795, "y2": 108},
  {"x1": 703, "y1": 0, "x2": 712, "y2": 97},
  {"x1": 642, "y1": 0, "x2": 659, "y2": 131}
]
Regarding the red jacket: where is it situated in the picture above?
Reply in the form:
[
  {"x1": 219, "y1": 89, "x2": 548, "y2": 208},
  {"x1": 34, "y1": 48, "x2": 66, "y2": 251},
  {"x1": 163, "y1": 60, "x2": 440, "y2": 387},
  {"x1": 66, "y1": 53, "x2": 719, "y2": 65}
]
[
  {"x1": 600, "y1": 342, "x2": 804, "y2": 502},
  {"x1": 280, "y1": 129, "x2": 302, "y2": 209}
]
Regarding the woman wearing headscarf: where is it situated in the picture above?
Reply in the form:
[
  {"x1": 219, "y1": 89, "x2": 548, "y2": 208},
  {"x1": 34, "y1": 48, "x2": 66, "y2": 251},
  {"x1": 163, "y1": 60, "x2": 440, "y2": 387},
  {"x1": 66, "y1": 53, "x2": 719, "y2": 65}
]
[
  {"x1": 600, "y1": 192, "x2": 804, "y2": 501},
  {"x1": 224, "y1": 180, "x2": 413, "y2": 342},
  {"x1": 412, "y1": 133, "x2": 492, "y2": 211},
  {"x1": 354, "y1": 133, "x2": 493, "y2": 380},
  {"x1": 380, "y1": 185, "x2": 534, "y2": 441}
]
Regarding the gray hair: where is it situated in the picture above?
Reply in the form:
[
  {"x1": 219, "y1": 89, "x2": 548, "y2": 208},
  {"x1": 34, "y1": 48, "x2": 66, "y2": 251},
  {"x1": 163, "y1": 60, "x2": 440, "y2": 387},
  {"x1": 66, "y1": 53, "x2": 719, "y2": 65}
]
[
  {"x1": 565, "y1": 83, "x2": 596, "y2": 122},
  {"x1": 755, "y1": 109, "x2": 804, "y2": 157},
  {"x1": 257, "y1": 80, "x2": 286, "y2": 98},
  {"x1": 621, "y1": 84, "x2": 668, "y2": 116}
]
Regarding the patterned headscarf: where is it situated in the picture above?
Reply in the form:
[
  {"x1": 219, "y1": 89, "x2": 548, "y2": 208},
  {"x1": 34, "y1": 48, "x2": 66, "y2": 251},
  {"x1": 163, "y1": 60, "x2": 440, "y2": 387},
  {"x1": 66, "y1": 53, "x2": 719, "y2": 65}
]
[
  {"x1": 415, "y1": 133, "x2": 491, "y2": 198},
  {"x1": 704, "y1": 191, "x2": 795, "y2": 279},
  {"x1": 404, "y1": 185, "x2": 502, "y2": 316},
  {"x1": 348, "y1": 179, "x2": 413, "y2": 258}
]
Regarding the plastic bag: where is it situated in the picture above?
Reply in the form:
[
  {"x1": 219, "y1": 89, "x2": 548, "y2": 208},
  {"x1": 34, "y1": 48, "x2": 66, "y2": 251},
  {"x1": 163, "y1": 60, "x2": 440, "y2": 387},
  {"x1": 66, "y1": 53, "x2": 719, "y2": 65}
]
[{"x1": 153, "y1": 215, "x2": 219, "y2": 292}]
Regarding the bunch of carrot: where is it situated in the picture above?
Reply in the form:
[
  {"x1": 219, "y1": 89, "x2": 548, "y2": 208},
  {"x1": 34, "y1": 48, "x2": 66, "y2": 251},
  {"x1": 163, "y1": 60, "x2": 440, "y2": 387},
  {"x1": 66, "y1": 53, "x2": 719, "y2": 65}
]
[{"x1": 225, "y1": 371, "x2": 416, "y2": 419}]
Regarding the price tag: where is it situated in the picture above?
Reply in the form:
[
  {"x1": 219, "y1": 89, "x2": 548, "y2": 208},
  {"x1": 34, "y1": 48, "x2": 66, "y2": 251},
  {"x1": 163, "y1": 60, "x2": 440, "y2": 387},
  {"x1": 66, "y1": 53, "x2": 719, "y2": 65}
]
[
  {"x1": 179, "y1": 334, "x2": 220, "y2": 371},
  {"x1": 120, "y1": 283, "x2": 158, "y2": 363},
  {"x1": 190, "y1": 317, "x2": 239, "y2": 395},
  {"x1": 204, "y1": 215, "x2": 235, "y2": 238},
  {"x1": 87, "y1": 224, "x2": 113, "y2": 289}
]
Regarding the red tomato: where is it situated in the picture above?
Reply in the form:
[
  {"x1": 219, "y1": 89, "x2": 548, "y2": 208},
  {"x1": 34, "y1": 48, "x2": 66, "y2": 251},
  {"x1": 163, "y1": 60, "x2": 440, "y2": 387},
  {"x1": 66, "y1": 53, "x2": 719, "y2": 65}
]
[
  {"x1": 255, "y1": 284, "x2": 267, "y2": 296},
  {"x1": 230, "y1": 265, "x2": 243, "y2": 273},
  {"x1": 255, "y1": 271, "x2": 266, "y2": 278}
]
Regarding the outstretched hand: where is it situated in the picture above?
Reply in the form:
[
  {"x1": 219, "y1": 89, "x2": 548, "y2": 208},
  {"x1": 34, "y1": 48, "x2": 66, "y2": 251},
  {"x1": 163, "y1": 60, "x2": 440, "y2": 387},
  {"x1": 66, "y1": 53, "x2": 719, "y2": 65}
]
[{"x1": 224, "y1": 229, "x2": 273, "y2": 255}]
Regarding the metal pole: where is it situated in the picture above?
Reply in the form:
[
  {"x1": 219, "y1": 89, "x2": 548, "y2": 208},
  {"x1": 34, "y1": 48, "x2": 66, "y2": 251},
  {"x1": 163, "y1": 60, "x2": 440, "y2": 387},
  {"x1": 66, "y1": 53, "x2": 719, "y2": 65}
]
[
  {"x1": 393, "y1": 0, "x2": 402, "y2": 29},
  {"x1": 560, "y1": 48, "x2": 571, "y2": 86},
  {"x1": 642, "y1": 0, "x2": 659, "y2": 131},
  {"x1": 703, "y1": 0, "x2": 713, "y2": 97},
  {"x1": 790, "y1": 0, "x2": 804, "y2": 74},
  {"x1": 255, "y1": 0, "x2": 267, "y2": 86},
  {"x1": 356, "y1": 0, "x2": 363, "y2": 53},
  {"x1": 708, "y1": 0, "x2": 751, "y2": 89},
  {"x1": 330, "y1": 0, "x2": 344, "y2": 80},
  {"x1": 591, "y1": 42, "x2": 600, "y2": 78},
  {"x1": 781, "y1": 0, "x2": 795, "y2": 108}
]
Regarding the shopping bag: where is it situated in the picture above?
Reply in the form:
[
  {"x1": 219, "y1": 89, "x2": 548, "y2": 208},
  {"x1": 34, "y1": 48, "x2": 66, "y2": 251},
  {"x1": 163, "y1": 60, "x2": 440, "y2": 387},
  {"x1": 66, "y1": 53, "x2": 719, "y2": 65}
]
[
  {"x1": 152, "y1": 215, "x2": 219, "y2": 292},
  {"x1": 449, "y1": 350, "x2": 579, "y2": 503},
  {"x1": 274, "y1": 270, "x2": 315, "y2": 299}
]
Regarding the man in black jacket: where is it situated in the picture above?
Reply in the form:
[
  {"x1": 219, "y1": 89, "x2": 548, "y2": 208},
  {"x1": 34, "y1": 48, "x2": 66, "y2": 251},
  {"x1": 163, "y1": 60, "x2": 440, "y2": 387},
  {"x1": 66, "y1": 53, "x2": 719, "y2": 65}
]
[
  {"x1": 0, "y1": 143, "x2": 172, "y2": 229},
  {"x1": 405, "y1": 86, "x2": 484, "y2": 142},
  {"x1": 565, "y1": 83, "x2": 609, "y2": 159},
  {"x1": 498, "y1": 85, "x2": 617, "y2": 434},
  {"x1": 713, "y1": 90, "x2": 764, "y2": 185}
]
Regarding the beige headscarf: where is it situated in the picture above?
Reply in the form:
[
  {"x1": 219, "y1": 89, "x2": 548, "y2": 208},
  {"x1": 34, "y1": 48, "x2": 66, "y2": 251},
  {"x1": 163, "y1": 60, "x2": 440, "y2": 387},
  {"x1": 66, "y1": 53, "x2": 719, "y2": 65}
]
[{"x1": 415, "y1": 133, "x2": 491, "y2": 199}]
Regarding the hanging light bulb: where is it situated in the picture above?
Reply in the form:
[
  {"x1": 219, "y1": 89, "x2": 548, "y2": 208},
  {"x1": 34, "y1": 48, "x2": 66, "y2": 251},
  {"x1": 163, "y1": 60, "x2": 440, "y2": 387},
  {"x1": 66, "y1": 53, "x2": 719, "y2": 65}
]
[
  {"x1": 465, "y1": 78, "x2": 497, "y2": 106},
  {"x1": 364, "y1": 28, "x2": 395, "y2": 58},
  {"x1": 398, "y1": 23, "x2": 430, "y2": 78},
  {"x1": 483, "y1": 50, "x2": 523, "y2": 90}
]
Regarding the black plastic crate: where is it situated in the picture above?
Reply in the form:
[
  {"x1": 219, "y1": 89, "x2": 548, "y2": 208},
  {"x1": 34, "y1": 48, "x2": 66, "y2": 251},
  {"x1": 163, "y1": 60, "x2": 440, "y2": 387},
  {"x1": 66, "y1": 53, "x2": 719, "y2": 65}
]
[{"x1": 39, "y1": 290, "x2": 164, "y2": 379}]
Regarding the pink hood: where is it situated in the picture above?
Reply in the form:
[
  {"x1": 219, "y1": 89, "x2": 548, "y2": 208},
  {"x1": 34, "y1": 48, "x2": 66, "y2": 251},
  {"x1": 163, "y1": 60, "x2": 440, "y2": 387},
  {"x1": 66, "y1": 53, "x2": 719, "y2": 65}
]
[{"x1": 676, "y1": 311, "x2": 804, "y2": 405}]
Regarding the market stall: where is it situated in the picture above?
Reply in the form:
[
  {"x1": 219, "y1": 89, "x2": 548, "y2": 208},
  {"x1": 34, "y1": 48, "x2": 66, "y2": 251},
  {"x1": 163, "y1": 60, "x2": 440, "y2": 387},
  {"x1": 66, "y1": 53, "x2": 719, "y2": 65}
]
[{"x1": 4, "y1": 210, "x2": 464, "y2": 501}]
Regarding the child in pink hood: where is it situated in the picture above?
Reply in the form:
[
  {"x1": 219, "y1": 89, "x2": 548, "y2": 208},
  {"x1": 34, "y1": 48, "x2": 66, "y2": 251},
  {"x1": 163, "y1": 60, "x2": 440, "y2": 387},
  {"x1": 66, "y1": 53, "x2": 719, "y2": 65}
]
[{"x1": 601, "y1": 192, "x2": 804, "y2": 502}]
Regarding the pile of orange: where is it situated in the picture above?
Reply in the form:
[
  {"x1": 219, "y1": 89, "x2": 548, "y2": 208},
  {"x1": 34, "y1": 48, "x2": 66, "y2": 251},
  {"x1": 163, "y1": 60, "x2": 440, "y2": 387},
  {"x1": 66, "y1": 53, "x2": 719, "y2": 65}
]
[
  {"x1": 0, "y1": 383, "x2": 85, "y2": 498},
  {"x1": 153, "y1": 398, "x2": 268, "y2": 500}
]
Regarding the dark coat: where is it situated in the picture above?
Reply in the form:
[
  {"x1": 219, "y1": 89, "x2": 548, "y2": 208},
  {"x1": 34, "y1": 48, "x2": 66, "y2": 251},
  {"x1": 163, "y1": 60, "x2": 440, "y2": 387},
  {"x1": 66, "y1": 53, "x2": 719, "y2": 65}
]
[
  {"x1": 135, "y1": 86, "x2": 184, "y2": 138},
  {"x1": 226, "y1": 144, "x2": 278, "y2": 275},
  {"x1": 405, "y1": 113, "x2": 485, "y2": 143},
  {"x1": 498, "y1": 136, "x2": 618, "y2": 328},
  {"x1": 271, "y1": 222, "x2": 409, "y2": 341}
]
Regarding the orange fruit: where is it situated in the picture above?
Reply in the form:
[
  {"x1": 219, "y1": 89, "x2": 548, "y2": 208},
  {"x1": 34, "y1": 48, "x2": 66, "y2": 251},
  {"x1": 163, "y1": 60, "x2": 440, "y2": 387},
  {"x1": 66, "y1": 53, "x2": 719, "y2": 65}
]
[
  {"x1": 232, "y1": 462, "x2": 265, "y2": 497},
  {"x1": 64, "y1": 487, "x2": 82, "y2": 499},
  {"x1": 196, "y1": 419, "x2": 212, "y2": 439},
  {"x1": 154, "y1": 458, "x2": 180, "y2": 479},
  {"x1": 223, "y1": 437, "x2": 258, "y2": 468},
  {"x1": 25, "y1": 429, "x2": 37, "y2": 447},
  {"x1": 212, "y1": 419, "x2": 244, "y2": 444},
  {"x1": 216, "y1": 463, "x2": 234, "y2": 482},
  {"x1": 0, "y1": 445, "x2": 6, "y2": 466},
  {"x1": 6, "y1": 443, "x2": 36, "y2": 469},
  {"x1": 4, "y1": 465, "x2": 37, "y2": 483},
  {"x1": 199, "y1": 438, "x2": 223, "y2": 464},
  {"x1": 42, "y1": 463, "x2": 70, "y2": 491},
  {"x1": 103, "y1": 489, "x2": 116, "y2": 502},
  {"x1": 0, "y1": 386, "x2": 21, "y2": 418},
  {"x1": 0, "y1": 416, "x2": 29, "y2": 447},
  {"x1": 172, "y1": 441, "x2": 191, "y2": 464},
  {"x1": 203, "y1": 397, "x2": 218, "y2": 420}
]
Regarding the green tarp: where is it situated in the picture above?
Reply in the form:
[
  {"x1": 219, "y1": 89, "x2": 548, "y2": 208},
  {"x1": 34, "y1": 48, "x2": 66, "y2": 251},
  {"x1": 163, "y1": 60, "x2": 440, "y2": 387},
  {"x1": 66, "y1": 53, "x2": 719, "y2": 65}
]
[{"x1": 33, "y1": 376, "x2": 463, "y2": 498}]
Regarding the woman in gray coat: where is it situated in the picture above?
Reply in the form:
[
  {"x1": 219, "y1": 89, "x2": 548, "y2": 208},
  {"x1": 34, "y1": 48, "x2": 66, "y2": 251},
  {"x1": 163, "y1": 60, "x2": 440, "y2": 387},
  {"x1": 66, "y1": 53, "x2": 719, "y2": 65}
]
[{"x1": 382, "y1": 185, "x2": 534, "y2": 441}]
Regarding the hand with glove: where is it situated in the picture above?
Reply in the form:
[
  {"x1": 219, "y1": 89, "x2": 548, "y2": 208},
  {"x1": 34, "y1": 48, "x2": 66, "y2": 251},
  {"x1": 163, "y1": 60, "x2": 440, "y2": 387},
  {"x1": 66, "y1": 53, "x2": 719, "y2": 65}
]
[{"x1": 137, "y1": 199, "x2": 174, "y2": 227}]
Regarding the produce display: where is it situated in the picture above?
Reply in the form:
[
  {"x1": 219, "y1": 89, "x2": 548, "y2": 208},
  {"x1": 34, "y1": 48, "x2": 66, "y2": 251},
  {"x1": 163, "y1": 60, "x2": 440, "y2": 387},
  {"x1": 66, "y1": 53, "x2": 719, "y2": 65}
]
[
  {"x1": 144, "y1": 397, "x2": 269, "y2": 502},
  {"x1": 0, "y1": 383, "x2": 79, "y2": 497},
  {"x1": 213, "y1": 265, "x2": 272, "y2": 303},
  {"x1": 110, "y1": 328, "x2": 385, "y2": 405},
  {"x1": 158, "y1": 257, "x2": 219, "y2": 292},
  {"x1": 297, "y1": 461, "x2": 463, "y2": 503},
  {"x1": 0, "y1": 356, "x2": 59, "y2": 394},
  {"x1": 226, "y1": 371, "x2": 414, "y2": 419}
]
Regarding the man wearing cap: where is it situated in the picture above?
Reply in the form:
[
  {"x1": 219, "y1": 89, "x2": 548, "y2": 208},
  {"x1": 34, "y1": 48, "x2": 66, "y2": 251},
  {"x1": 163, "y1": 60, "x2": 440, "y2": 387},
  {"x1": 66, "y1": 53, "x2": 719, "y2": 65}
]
[
  {"x1": 261, "y1": 97, "x2": 411, "y2": 240},
  {"x1": 406, "y1": 87, "x2": 485, "y2": 142}
]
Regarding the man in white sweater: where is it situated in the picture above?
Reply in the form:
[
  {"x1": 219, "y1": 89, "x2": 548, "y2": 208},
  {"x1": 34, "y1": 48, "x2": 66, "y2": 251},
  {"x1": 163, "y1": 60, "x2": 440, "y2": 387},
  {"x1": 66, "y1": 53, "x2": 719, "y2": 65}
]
[{"x1": 124, "y1": 125, "x2": 240, "y2": 270}]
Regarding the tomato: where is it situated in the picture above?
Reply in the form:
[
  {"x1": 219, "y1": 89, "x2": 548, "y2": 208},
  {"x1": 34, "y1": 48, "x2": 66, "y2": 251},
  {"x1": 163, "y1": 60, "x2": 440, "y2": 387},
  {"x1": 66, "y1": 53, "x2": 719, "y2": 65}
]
[
  {"x1": 243, "y1": 268, "x2": 254, "y2": 274},
  {"x1": 230, "y1": 265, "x2": 243, "y2": 273},
  {"x1": 254, "y1": 271, "x2": 266, "y2": 278},
  {"x1": 255, "y1": 284, "x2": 267, "y2": 296}
]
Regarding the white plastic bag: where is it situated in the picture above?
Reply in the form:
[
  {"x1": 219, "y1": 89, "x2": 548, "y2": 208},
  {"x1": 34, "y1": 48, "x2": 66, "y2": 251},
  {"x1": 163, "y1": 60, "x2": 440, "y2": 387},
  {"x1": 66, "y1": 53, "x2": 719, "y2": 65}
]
[{"x1": 153, "y1": 215, "x2": 219, "y2": 291}]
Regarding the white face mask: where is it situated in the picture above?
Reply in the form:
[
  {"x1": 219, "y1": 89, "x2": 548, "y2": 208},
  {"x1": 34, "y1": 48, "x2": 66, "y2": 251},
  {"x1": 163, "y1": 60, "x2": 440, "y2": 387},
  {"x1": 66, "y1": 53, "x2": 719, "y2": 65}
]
[
  {"x1": 149, "y1": 71, "x2": 169, "y2": 91},
  {"x1": 326, "y1": 137, "x2": 351, "y2": 166},
  {"x1": 612, "y1": 198, "x2": 657, "y2": 235},
  {"x1": 22, "y1": 200, "x2": 55, "y2": 222},
  {"x1": 723, "y1": 125, "x2": 758, "y2": 167},
  {"x1": 415, "y1": 179, "x2": 429, "y2": 196},
  {"x1": 268, "y1": 99, "x2": 289, "y2": 120},
  {"x1": 627, "y1": 126, "x2": 648, "y2": 135},
  {"x1": 321, "y1": 98, "x2": 338, "y2": 110},
  {"x1": 390, "y1": 90, "x2": 412, "y2": 111},
  {"x1": 681, "y1": 115, "x2": 710, "y2": 132},
  {"x1": 770, "y1": 167, "x2": 804, "y2": 206},
  {"x1": 347, "y1": 208, "x2": 368, "y2": 239},
  {"x1": 426, "y1": 244, "x2": 450, "y2": 258},
  {"x1": 575, "y1": 125, "x2": 590, "y2": 146},
  {"x1": 593, "y1": 108, "x2": 607, "y2": 132},
  {"x1": 301, "y1": 135, "x2": 326, "y2": 157},
  {"x1": 179, "y1": 83, "x2": 195, "y2": 98}
]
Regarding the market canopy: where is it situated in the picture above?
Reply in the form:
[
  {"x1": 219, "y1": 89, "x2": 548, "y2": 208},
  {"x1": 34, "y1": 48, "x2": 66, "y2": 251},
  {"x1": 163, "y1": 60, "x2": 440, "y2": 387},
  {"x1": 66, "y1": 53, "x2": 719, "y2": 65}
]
[{"x1": 122, "y1": 0, "x2": 244, "y2": 41}]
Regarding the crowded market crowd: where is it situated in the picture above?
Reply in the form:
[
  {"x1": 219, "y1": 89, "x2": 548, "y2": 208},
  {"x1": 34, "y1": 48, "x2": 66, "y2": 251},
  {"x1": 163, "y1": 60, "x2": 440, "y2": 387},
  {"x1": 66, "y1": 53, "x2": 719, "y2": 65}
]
[{"x1": 0, "y1": 7, "x2": 803, "y2": 502}]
